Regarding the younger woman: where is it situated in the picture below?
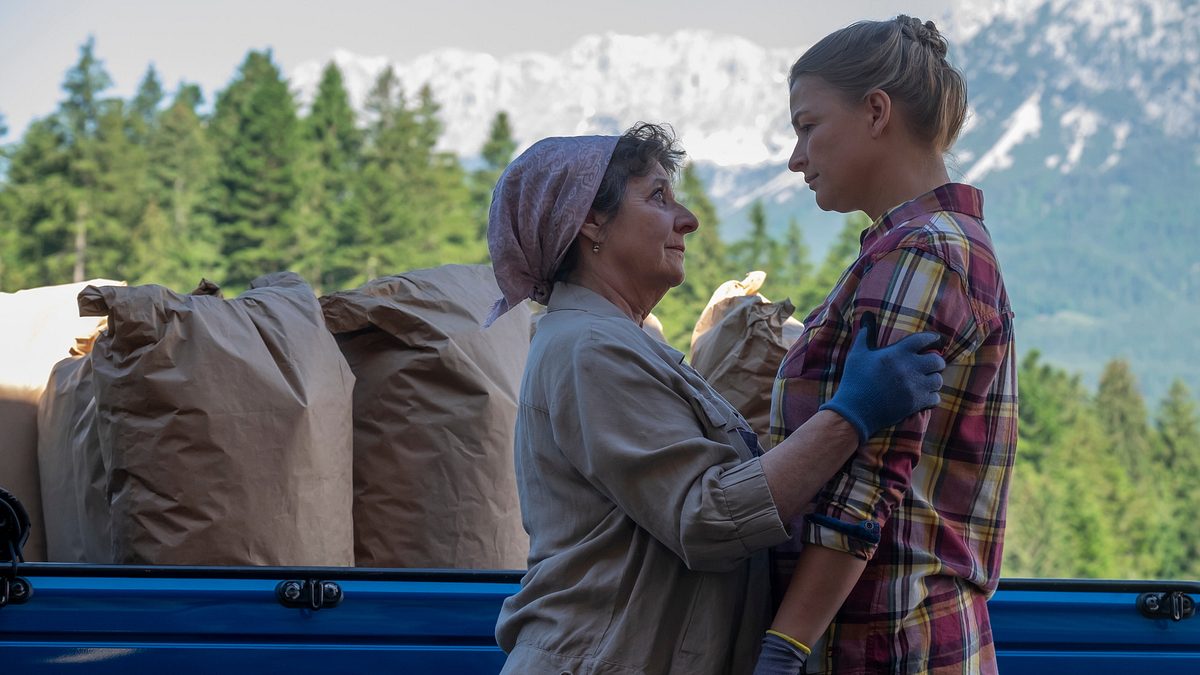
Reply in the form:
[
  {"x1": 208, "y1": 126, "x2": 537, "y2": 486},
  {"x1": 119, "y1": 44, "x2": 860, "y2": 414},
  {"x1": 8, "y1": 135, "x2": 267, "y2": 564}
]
[{"x1": 757, "y1": 16, "x2": 1018, "y2": 675}]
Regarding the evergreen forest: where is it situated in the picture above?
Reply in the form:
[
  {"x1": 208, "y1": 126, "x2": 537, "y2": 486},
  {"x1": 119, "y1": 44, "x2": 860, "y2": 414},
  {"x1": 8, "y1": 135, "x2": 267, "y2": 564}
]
[{"x1": 2, "y1": 41, "x2": 1198, "y2": 581}]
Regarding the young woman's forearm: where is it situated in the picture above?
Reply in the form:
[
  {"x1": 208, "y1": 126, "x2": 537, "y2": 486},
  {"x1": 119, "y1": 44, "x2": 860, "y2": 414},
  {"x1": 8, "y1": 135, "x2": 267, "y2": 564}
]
[
  {"x1": 758, "y1": 410, "x2": 859, "y2": 522},
  {"x1": 770, "y1": 545, "x2": 866, "y2": 645}
]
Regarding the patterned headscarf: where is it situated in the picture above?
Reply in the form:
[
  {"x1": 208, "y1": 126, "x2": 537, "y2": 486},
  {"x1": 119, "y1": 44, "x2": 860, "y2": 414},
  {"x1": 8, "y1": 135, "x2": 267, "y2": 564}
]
[{"x1": 484, "y1": 135, "x2": 619, "y2": 327}]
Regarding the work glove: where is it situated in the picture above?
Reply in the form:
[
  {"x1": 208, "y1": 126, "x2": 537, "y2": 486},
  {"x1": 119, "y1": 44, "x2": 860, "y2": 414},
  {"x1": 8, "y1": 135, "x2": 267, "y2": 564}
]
[
  {"x1": 819, "y1": 312, "x2": 945, "y2": 443},
  {"x1": 752, "y1": 632, "x2": 809, "y2": 675}
]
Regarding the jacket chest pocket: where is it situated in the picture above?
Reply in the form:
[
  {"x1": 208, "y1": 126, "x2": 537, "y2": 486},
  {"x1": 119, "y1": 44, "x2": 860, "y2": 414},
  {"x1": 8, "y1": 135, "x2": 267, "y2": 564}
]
[{"x1": 693, "y1": 393, "x2": 759, "y2": 460}]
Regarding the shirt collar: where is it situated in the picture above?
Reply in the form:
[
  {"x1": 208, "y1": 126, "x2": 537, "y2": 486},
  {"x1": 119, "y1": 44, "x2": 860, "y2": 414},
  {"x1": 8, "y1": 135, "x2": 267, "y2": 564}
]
[{"x1": 861, "y1": 183, "x2": 985, "y2": 250}]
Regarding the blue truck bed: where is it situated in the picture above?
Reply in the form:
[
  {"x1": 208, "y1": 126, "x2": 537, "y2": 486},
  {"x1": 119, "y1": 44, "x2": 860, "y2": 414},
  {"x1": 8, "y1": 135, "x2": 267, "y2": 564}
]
[{"x1": 2, "y1": 564, "x2": 1198, "y2": 673}]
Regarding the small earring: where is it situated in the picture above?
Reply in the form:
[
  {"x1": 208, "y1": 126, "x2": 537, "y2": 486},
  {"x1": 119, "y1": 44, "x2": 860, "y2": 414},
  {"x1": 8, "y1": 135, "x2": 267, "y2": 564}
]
[{"x1": 592, "y1": 243, "x2": 601, "y2": 254}]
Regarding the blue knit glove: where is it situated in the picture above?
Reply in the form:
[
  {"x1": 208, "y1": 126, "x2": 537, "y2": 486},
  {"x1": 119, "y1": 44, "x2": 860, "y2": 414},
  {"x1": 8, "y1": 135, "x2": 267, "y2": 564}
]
[
  {"x1": 819, "y1": 312, "x2": 945, "y2": 443},
  {"x1": 752, "y1": 632, "x2": 808, "y2": 675}
]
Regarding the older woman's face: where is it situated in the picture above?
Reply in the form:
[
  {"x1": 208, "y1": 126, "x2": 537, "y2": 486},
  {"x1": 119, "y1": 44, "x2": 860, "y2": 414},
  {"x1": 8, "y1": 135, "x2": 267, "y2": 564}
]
[{"x1": 597, "y1": 163, "x2": 699, "y2": 295}]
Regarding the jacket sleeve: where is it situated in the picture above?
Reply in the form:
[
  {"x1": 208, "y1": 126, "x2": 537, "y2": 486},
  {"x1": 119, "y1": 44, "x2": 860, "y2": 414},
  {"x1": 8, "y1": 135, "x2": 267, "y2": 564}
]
[{"x1": 547, "y1": 328, "x2": 789, "y2": 572}]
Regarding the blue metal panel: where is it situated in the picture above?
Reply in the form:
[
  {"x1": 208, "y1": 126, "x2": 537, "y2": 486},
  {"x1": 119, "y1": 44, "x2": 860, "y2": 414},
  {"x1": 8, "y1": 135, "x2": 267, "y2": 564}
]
[
  {"x1": 989, "y1": 580, "x2": 1200, "y2": 673},
  {"x1": 0, "y1": 565, "x2": 517, "y2": 673},
  {"x1": 2, "y1": 568, "x2": 1199, "y2": 673},
  {"x1": 0, "y1": 645, "x2": 508, "y2": 674}
]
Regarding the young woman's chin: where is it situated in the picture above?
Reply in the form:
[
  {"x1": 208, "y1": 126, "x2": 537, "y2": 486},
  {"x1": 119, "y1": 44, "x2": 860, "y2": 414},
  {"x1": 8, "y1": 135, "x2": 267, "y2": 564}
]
[{"x1": 814, "y1": 191, "x2": 853, "y2": 214}]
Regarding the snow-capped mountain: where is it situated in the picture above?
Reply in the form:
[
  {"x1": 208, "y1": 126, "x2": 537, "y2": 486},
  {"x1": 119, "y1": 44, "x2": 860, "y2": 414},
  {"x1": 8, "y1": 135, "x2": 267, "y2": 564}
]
[
  {"x1": 292, "y1": 0, "x2": 1200, "y2": 402},
  {"x1": 292, "y1": 31, "x2": 800, "y2": 168},
  {"x1": 290, "y1": 0, "x2": 1198, "y2": 231}
]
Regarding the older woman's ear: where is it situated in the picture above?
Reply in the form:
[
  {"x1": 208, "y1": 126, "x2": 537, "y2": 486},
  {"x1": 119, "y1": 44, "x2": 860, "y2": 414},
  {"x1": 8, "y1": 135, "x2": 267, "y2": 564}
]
[{"x1": 579, "y1": 211, "x2": 604, "y2": 247}]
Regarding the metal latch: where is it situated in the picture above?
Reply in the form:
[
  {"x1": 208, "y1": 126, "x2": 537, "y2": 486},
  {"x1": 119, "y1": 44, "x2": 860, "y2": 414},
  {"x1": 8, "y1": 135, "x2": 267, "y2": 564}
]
[
  {"x1": 1138, "y1": 591, "x2": 1196, "y2": 621},
  {"x1": 0, "y1": 486, "x2": 33, "y2": 609},
  {"x1": 0, "y1": 575, "x2": 33, "y2": 609},
  {"x1": 276, "y1": 579, "x2": 343, "y2": 611}
]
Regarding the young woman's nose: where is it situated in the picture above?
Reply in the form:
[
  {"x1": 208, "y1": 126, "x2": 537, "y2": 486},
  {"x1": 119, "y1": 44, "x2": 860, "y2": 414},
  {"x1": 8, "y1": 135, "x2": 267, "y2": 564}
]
[{"x1": 788, "y1": 139, "x2": 807, "y2": 173}]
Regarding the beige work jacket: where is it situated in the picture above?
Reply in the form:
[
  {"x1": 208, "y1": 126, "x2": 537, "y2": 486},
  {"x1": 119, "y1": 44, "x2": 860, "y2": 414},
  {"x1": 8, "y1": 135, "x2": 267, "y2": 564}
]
[{"x1": 496, "y1": 282, "x2": 790, "y2": 675}]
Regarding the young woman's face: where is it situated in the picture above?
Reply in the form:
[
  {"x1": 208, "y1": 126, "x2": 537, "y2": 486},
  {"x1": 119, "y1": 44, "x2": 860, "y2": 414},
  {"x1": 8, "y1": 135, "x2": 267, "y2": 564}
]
[
  {"x1": 788, "y1": 75, "x2": 878, "y2": 213},
  {"x1": 597, "y1": 162, "x2": 699, "y2": 294}
]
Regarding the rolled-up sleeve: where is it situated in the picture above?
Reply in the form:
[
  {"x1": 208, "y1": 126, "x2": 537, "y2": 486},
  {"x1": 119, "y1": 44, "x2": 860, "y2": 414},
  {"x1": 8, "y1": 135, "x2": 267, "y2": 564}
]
[
  {"x1": 804, "y1": 245, "x2": 981, "y2": 559},
  {"x1": 549, "y1": 329, "x2": 789, "y2": 572}
]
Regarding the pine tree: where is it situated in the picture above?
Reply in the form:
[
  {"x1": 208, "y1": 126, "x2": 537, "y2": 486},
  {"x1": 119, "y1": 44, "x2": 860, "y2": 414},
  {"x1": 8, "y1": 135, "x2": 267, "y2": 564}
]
[
  {"x1": 0, "y1": 110, "x2": 17, "y2": 287},
  {"x1": 729, "y1": 200, "x2": 776, "y2": 278},
  {"x1": 471, "y1": 111, "x2": 517, "y2": 242},
  {"x1": 1, "y1": 118, "x2": 73, "y2": 286},
  {"x1": 61, "y1": 37, "x2": 113, "y2": 143},
  {"x1": 209, "y1": 50, "x2": 303, "y2": 288},
  {"x1": 1003, "y1": 351, "x2": 1120, "y2": 578},
  {"x1": 128, "y1": 64, "x2": 164, "y2": 145},
  {"x1": 1093, "y1": 358, "x2": 1174, "y2": 577},
  {"x1": 297, "y1": 61, "x2": 360, "y2": 291},
  {"x1": 1156, "y1": 380, "x2": 1200, "y2": 470},
  {"x1": 87, "y1": 99, "x2": 147, "y2": 280},
  {"x1": 61, "y1": 36, "x2": 115, "y2": 282},
  {"x1": 1155, "y1": 380, "x2": 1200, "y2": 577},
  {"x1": 348, "y1": 73, "x2": 478, "y2": 283},
  {"x1": 1, "y1": 38, "x2": 132, "y2": 286},
  {"x1": 768, "y1": 216, "x2": 813, "y2": 305},
  {"x1": 349, "y1": 65, "x2": 416, "y2": 282},
  {"x1": 481, "y1": 111, "x2": 517, "y2": 173},
  {"x1": 141, "y1": 82, "x2": 221, "y2": 287},
  {"x1": 1096, "y1": 358, "x2": 1156, "y2": 479},
  {"x1": 408, "y1": 84, "x2": 479, "y2": 266},
  {"x1": 130, "y1": 197, "x2": 173, "y2": 283}
]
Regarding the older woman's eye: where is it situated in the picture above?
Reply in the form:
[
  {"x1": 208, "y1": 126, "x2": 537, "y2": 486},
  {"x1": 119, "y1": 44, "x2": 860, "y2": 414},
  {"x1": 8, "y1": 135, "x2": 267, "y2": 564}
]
[{"x1": 652, "y1": 189, "x2": 666, "y2": 203}]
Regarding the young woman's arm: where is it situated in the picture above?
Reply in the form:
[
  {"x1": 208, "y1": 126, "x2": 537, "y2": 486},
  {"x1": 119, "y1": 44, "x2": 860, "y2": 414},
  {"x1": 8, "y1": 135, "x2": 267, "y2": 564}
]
[{"x1": 758, "y1": 247, "x2": 975, "y2": 674}]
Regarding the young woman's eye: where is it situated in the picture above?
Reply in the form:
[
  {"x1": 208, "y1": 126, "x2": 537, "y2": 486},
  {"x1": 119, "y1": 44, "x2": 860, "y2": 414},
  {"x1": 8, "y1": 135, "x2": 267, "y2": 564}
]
[{"x1": 798, "y1": 123, "x2": 815, "y2": 135}]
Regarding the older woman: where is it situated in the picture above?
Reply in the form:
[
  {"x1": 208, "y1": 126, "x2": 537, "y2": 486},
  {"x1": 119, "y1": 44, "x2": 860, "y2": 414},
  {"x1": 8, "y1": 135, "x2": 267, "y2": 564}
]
[{"x1": 485, "y1": 123, "x2": 945, "y2": 675}]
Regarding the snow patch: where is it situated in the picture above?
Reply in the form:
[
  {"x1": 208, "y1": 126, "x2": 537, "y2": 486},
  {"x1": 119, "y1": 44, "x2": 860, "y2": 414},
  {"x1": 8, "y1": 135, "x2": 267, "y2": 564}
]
[
  {"x1": 1059, "y1": 106, "x2": 1101, "y2": 173},
  {"x1": 1099, "y1": 122, "x2": 1131, "y2": 171},
  {"x1": 965, "y1": 90, "x2": 1043, "y2": 182}
]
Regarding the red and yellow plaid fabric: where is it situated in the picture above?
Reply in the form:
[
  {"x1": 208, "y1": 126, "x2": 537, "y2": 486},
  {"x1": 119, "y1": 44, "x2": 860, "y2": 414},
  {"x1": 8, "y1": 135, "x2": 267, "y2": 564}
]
[{"x1": 770, "y1": 184, "x2": 1017, "y2": 674}]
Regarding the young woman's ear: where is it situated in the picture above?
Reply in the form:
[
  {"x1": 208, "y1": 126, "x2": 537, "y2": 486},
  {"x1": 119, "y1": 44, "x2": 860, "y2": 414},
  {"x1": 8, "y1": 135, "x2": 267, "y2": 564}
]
[{"x1": 864, "y1": 88, "x2": 892, "y2": 139}]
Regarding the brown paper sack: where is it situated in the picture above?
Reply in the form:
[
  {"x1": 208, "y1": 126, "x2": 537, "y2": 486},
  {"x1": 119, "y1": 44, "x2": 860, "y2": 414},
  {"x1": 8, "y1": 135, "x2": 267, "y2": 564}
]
[
  {"x1": 37, "y1": 331, "x2": 112, "y2": 562},
  {"x1": 0, "y1": 279, "x2": 122, "y2": 561},
  {"x1": 78, "y1": 272, "x2": 355, "y2": 566},
  {"x1": 321, "y1": 264, "x2": 531, "y2": 569},
  {"x1": 689, "y1": 272, "x2": 804, "y2": 447}
]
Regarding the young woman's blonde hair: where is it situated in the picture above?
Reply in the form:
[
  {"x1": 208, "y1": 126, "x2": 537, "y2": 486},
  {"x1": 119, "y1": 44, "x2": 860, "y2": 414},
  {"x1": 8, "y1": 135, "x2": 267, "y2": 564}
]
[{"x1": 789, "y1": 15, "x2": 968, "y2": 153}]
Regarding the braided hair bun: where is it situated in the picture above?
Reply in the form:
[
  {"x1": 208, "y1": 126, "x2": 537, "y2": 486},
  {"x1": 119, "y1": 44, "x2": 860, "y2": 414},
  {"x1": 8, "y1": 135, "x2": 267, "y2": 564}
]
[{"x1": 897, "y1": 15, "x2": 949, "y2": 59}]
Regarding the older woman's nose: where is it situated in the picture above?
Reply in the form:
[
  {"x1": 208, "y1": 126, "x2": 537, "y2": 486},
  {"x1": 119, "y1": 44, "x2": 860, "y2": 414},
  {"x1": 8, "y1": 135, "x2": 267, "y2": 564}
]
[{"x1": 676, "y1": 205, "x2": 700, "y2": 234}]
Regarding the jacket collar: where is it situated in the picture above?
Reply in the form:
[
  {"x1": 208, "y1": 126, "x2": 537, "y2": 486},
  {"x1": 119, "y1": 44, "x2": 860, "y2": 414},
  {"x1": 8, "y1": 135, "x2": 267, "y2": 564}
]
[{"x1": 546, "y1": 282, "x2": 687, "y2": 364}]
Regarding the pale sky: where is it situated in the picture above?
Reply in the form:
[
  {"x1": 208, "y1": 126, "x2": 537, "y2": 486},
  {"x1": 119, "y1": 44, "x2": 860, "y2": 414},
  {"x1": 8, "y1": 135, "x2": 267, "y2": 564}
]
[{"x1": 0, "y1": 0, "x2": 957, "y2": 139}]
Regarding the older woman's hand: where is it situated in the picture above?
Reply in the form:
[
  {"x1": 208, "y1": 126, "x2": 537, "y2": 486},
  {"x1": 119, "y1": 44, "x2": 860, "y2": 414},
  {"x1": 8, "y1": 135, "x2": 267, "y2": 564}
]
[{"x1": 818, "y1": 312, "x2": 945, "y2": 443}]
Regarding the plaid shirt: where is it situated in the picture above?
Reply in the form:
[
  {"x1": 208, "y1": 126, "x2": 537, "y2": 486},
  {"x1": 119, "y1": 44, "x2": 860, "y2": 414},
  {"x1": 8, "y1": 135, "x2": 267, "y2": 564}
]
[{"x1": 770, "y1": 184, "x2": 1017, "y2": 674}]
